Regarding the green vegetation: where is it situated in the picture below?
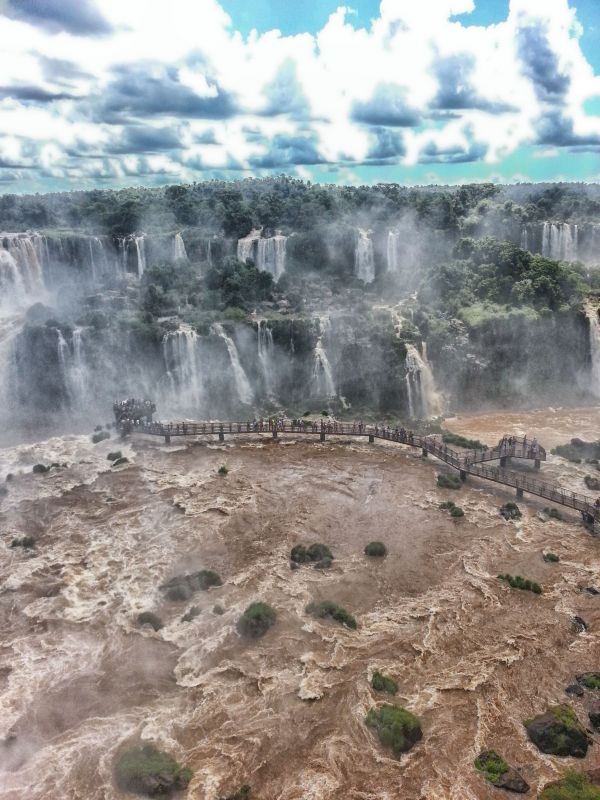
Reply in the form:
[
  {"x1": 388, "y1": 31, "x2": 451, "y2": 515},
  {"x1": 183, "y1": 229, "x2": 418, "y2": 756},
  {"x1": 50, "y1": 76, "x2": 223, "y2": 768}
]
[
  {"x1": 107, "y1": 451, "x2": 122, "y2": 461},
  {"x1": 32, "y1": 463, "x2": 50, "y2": 474},
  {"x1": 580, "y1": 674, "x2": 600, "y2": 691},
  {"x1": 212, "y1": 604, "x2": 225, "y2": 615},
  {"x1": 474, "y1": 750, "x2": 509, "y2": 785},
  {"x1": 584, "y1": 475, "x2": 600, "y2": 491},
  {"x1": 92, "y1": 430, "x2": 111, "y2": 444},
  {"x1": 364, "y1": 541, "x2": 387, "y2": 557},
  {"x1": 525, "y1": 705, "x2": 590, "y2": 758},
  {"x1": 161, "y1": 570, "x2": 223, "y2": 601},
  {"x1": 10, "y1": 536, "x2": 35, "y2": 549},
  {"x1": 237, "y1": 602, "x2": 277, "y2": 638},
  {"x1": 442, "y1": 432, "x2": 487, "y2": 450},
  {"x1": 437, "y1": 473, "x2": 462, "y2": 490},
  {"x1": 114, "y1": 744, "x2": 192, "y2": 797},
  {"x1": 291, "y1": 543, "x2": 334, "y2": 567},
  {"x1": 290, "y1": 544, "x2": 307, "y2": 563},
  {"x1": 544, "y1": 552, "x2": 560, "y2": 563},
  {"x1": 544, "y1": 507, "x2": 564, "y2": 521},
  {"x1": 305, "y1": 601, "x2": 357, "y2": 630},
  {"x1": 552, "y1": 439, "x2": 600, "y2": 463},
  {"x1": 306, "y1": 543, "x2": 333, "y2": 562},
  {"x1": 539, "y1": 771, "x2": 600, "y2": 800},
  {"x1": 440, "y1": 501, "x2": 465, "y2": 518},
  {"x1": 218, "y1": 465, "x2": 229, "y2": 475},
  {"x1": 221, "y1": 786, "x2": 251, "y2": 800},
  {"x1": 365, "y1": 704, "x2": 423, "y2": 755},
  {"x1": 498, "y1": 573, "x2": 542, "y2": 594},
  {"x1": 371, "y1": 671, "x2": 398, "y2": 695}
]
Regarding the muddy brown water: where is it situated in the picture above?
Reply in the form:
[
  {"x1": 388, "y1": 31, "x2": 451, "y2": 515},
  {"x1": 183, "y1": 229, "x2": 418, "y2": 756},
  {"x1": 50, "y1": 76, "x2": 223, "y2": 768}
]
[{"x1": 0, "y1": 409, "x2": 599, "y2": 798}]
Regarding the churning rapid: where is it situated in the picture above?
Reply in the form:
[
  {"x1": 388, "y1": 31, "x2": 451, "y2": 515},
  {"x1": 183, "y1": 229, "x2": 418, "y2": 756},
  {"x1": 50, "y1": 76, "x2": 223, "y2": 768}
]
[{"x1": 0, "y1": 409, "x2": 599, "y2": 799}]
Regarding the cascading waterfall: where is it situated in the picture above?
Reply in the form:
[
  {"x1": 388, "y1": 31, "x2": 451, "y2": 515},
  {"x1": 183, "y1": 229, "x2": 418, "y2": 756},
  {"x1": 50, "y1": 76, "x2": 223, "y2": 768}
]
[
  {"x1": 257, "y1": 320, "x2": 276, "y2": 399},
  {"x1": 520, "y1": 226, "x2": 529, "y2": 251},
  {"x1": 0, "y1": 315, "x2": 21, "y2": 412},
  {"x1": 173, "y1": 233, "x2": 188, "y2": 262},
  {"x1": 211, "y1": 323, "x2": 253, "y2": 405},
  {"x1": 256, "y1": 235, "x2": 287, "y2": 280},
  {"x1": 405, "y1": 343, "x2": 444, "y2": 419},
  {"x1": 162, "y1": 327, "x2": 205, "y2": 410},
  {"x1": 237, "y1": 229, "x2": 262, "y2": 263},
  {"x1": 355, "y1": 229, "x2": 375, "y2": 284},
  {"x1": 312, "y1": 318, "x2": 335, "y2": 398},
  {"x1": 134, "y1": 235, "x2": 147, "y2": 277},
  {"x1": 0, "y1": 234, "x2": 46, "y2": 307},
  {"x1": 387, "y1": 231, "x2": 400, "y2": 273},
  {"x1": 585, "y1": 302, "x2": 600, "y2": 398},
  {"x1": 541, "y1": 222, "x2": 578, "y2": 261},
  {"x1": 55, "y1": 328, "x2": 89, "y2": 410}
]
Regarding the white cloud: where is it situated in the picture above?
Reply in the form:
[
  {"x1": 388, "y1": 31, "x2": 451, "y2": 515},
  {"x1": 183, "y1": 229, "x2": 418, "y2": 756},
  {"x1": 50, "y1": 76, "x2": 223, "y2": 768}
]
[{"x1": 0, "y1": 0, "x2": 597, "y2": 189}]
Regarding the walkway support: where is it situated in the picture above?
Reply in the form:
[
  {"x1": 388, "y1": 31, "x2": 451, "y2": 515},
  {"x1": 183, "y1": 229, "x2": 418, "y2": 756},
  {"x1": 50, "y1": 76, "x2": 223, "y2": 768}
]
[
  {"x1": 369, "y1": 434, "x2": 374, "y2": 443},
  {"x1": 460, "y1": 470, "x2": 467, "y2": 482},
  {"x1": 273, "y1": 429, "x2": 278, "y2": 439},
  {"x1": 422, "y1": 448, "x2": 428, "y2": 457},
  {"x1": 165, "y1": 433, "x2": 170, "y2": 444},
  {"x1": 534, "y1": 459, "x2": 541, "y2": 470},
  {"x1": 320, "y1": 431, "x2": 326, "y2": 442},
  {"x1": 219, "y1": 431, "x2": 225, "y2": 442},
  {"x1": 516, "y1": 487, "x2": 524, "y2": 499}
]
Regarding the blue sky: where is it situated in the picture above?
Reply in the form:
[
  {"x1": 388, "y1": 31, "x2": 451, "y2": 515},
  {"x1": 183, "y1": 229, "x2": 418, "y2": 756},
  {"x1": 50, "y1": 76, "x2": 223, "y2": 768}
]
[{"x1": 0, "y1": 0, "x2": 599, "y2": 192}]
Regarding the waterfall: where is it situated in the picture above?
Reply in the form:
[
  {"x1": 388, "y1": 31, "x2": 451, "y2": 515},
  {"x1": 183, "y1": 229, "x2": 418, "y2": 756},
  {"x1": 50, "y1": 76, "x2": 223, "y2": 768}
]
[
  {"x1": 211, "y1": 323, "x2": 253, "y2": 405},
  {"x1": 206, "y1": 238, "x2": 213, "y2": 267},
  {"x1": 585, "y1": 302, "x2": 600, "y2": 398},
  {"x1": 256, "y1": 235, "x2": 287, "y2": 280},
  {"x1": 0, "y1": 315, "x2": 21, "y2": 413},
  {"x1": 237, "y1": 229, "x2": 262, "y2": 264},
  {"x1": 257, "y1": 320, "x2": 276, "y2": 399},
  {"x1": 0, "y1": 234, "x2": 46, "y2": 307},
  {"x1": 162, "y1": 328, "x2": 205, "y2": 409},
  {"x1": 55, "y1": 328, "x2": 89, "y2": 410},
  {"x1": 134, "y1": 235, "x2": 147, "y2": 277},
  {"x1": 405, "y1": 343, "x2": 443, "y2": 419},
  {"x1": 541, "y1": 222, "x2": 578, "y2": 261},
  {"x1": 355, "y1": 229, "x2": 375, "y2": 284},
  {"x1": 520, "y1": 226, "x2": 529, "y2": 251},
  {"x1": 311, "y1": 318, "x2": 335, "y2": 397},
  {"x1": 387, "y1": 231, "x2": 400, "y2": 273},
  {"x1": 173, "y1": 233, "x2": 188, "y2": 262}
]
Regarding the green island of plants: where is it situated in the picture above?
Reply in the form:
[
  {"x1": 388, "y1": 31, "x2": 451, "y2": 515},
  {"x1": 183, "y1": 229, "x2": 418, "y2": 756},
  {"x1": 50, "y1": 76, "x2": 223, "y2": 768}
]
[
  {"x1": 290, "y1": 542, "x2": 334, "y2": 568},
  {"x1": 539, "y1": 770, "x2": 600, "y2": 800},
  {"x1": 114, "y1": 744, "x2": 192, "y2": 797},
  {"x1": 442, "y1": 432, "x2": 487, "y2": 450},
  {"x1": 498, "y1": 573, "x2": 542, "y2": 594},
  {"x1": 544, "y1": 552, "x2": 560, "y2": 563},
  {"x1": 544, "y1": 507, "x2": 564, "y2": 521},
  {"x1": 371, "y1": 671, "x2": 398, "y2": 695},
  {"x1": 306, "y1": 600, "x2": 357, "y2": 629},
  {"x1": 237, "y1": 602, "x2": 277, "y2": 638},
  {"x1": 437, "y1": 473, "x2": 462, "y2": 490},
  {"x1": 525, "y1": 705, "x2": 590, "y2": 758},
  {"x1": 218, "y1": 465, "x2": 229, "y2": 475},
  {"x1": 364, "y1": 541, "x2": 387, "y2": 557},
  {"x1": 440, "y1": 500, "x2": 464, "y2": 517},
  {"x1": 365, "y1": 704, "x2": 422, "y2": 755},
  {"x1": 160, "y1": 570, "x2": 223, "y2": 602},
  {"x1": 579, "y1": 673, "x2": 600, "y2": 691},
  {"x1": 474, "y1": 750, "x2": 509, "y2": 784}
]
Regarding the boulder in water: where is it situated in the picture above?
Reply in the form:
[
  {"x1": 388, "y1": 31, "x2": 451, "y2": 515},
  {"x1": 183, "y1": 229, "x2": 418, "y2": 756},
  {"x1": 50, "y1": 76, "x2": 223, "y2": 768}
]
[
  {"x1": 572, "y1": 616, "x2": 588, "y2": 634},
  {"x1": 160, "y1": 570, "x2": 222, "y2": 601},
  {"x1": 114, "y1": 744, "x2": 192, "y2": 797},
  {"x1": 500, "y1": 502, "x2": 521, "y2": 520},
  {"x1": 565, "y1": 684, "x2": 585, "y2": 698},
  {"x1": 589, "y1": 703, "x2": 600, "y2": 731},
  {"x1": 577, "y1": 673, "x2": 600, "y2": 691},
  {"x1": 220, "y1": 786, "x2": 251, "y2": 800},
  {"x1": 137, "y1": 612, "x2": 164, "y2": 632},
  {"x1": 181, "y1": 606, "x2": 201, "y2": 623},
  {"x1": 585, "y1": 475, "x2": 600, "y2": 491},
  {"x1": 524, "y1": 705, "x2": 590, "y2": 758},
  {"x1": 539, "y1": 770, "x2": 600, "y2": 799},
  {"x1": 474, "y1": 750, "x2": 529, "y2": 793}
]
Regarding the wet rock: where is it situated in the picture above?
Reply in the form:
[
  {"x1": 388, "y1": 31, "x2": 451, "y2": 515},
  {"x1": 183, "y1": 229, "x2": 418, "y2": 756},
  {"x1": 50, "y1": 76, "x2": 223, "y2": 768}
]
[
  {"x1": 585, "y1": 475, "x2": 600, "y2": 491},
  {"x1": 565, "y1": 684, "x2": 585, "y2": 698},
  {"x1": 114, "y1": 744, "x2": 192, "y2": 797},
  {"x1": 220, "y1": 786, "x2": 251, "y2": 800},
  {"x1": 289, "y1": 560, "x2": 300, "y2": 571},
  {"x1": 212, "y1": 604, "x2": 225, "y2": 615},
  {"x1": 543, "y1": 552, "x2": 560, "y2": 563},
  {"x1": 537, "y1": 511, "x2": 549, "y2": 523},
  {"x1": 32, "y1": 463, "x2": 50, "y2": 474},
  {"x1": 577, "y1": 673, "x2": 600, "y2": 691},
  {"x1": 500, "y1": 502, "x2": 522, "y2": 520},
  {"x1": 524, "y1": 705, "x2": 590, "y2": 758},
  {"x1": 583, "y1": 586, "x2": 600, "y2": 596},
  {"x1": 112, "y1": 457, "x2": 129, "y2": 466},
  {"x1": 573, "y1": 616, "x2": 588, "y2": 633},
  {"x1": 10, "y1": 536, "x2": 35, "y2": 549},
  {"x1": 589, "y1": 703, "x2": 600, "y2": 731},
  {"x1": 181, "y1": 606, "x2": 201, "y2": 623},
  {"x1": 474, "y1": 750, "x2": 529, "y2": 793},
  {"x1": 137, "y1": 612, "x2": 164, "y2": 631}
]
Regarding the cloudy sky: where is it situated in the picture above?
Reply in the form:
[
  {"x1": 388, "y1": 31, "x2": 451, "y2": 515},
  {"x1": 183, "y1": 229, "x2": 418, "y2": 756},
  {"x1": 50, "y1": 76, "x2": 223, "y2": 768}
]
[{"x1": 0, "y1": 0, "x2": 599, "y2": 192}]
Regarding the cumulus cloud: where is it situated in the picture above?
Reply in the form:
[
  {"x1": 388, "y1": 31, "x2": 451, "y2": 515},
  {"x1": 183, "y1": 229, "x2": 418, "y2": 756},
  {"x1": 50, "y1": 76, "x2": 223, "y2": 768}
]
[{"x1": 0, "y1": 0, "x2": 598, "y2": 190}]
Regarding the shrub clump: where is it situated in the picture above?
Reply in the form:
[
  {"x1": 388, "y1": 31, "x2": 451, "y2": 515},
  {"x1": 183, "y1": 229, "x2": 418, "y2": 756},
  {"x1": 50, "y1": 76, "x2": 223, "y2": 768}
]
[
  {"x1": 525, "y1": 705, "x2": 590, "y2": 758},
  {"x1": 544, "y1": 507, "x2": 564, "y2": 521},
  {"x1": 474, "y1": 750, "x2": 509, "y2": 784},
  {"x1": 364, "y1": 541, "x2": 387, "y2": 557},
  {"x1": 544, "y1": 552, "x2": 560, "y2": 563},
  {"x1": 237, "y1": 602, "x2": 277, "y2": 638},
  {"x1": 92, "y1": 430, "x2": 111, "y2": 444},
  {"x1": 442, "y1": 432, "x2": 487, "y2": 450},
  {"x1": 107, "y1": 451, "x2": 122, "y2": 461},
  {"x1": 306, "y1": 600, "x2": 357, "y2": 629},
  {"x1": 584, "y1": 475, "x2": 600, "y2": 491},
  {"x1": 578, "y1": 673, "x2": 600, "y2": 691},
  {"x1": 220, "y1": 786, "x2": 251, "y2": 800},
  {"x1": 539, "y1": 771, "x2": 600, "y2": 800},
  {"x1": 218, "y1": 465, "x2": 229, "y2": 475},
  {"x1": 10, "y1": 536, "x2": 36, "y2": 549},
  {"x1": 290, "y1": 542, "x2": 334, "y2": 568},
  {"x1": 365, "y1": 704, "x2": 422, "y2": 755},
  {"x1": 437, "y1": 473, "x2": 462, "y2": 490},
  {"x1": 160, "y1": 570, "x2": 223, "y2": 602},
  {"x1": 114, "y1": 744, "x2": 192, "y2": 797},
  {"x1": 450, "y1": 506, "x2": 464, "y2": 518},
  {"x1": 32, "y1": 463, "x2": 50, "y2": 474},
  {"x1": 371, "y1": 671, "x2": 398, "y2": 695},
  {"x1": 498, "y1": 573, "x2": 542, "y2": 594}
]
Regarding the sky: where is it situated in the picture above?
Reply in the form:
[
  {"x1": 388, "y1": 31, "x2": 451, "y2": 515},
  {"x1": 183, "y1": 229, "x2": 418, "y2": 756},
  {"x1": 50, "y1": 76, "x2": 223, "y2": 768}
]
[{"x1": 0, "y1": 0, "x2": 599, "y2": 193}]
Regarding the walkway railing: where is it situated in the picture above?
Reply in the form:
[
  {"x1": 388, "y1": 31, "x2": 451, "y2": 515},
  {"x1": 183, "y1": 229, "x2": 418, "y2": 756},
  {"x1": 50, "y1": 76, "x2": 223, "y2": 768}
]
[{"x1": 119, "y1": 418, "x2": 594, "y2": 521}]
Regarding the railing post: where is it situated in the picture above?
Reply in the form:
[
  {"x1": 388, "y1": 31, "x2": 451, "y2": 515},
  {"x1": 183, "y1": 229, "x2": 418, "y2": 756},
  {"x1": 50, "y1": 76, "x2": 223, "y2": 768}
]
[
  {"x1": 516, "y1": 487, "x2": 524, "y2": 499},
  {"x1": 165, "y1": 434, "x2": 171, "y2": 444},
  {"x1": 320, "y1": 431, "x2": 326, "y2": 442},
  {"x1": 422, "y1": 448, "x2": 428, "y2": 457},
  {"x1": 534, "y1": 459, "x2": 541, "y2": 470},
  {"x1": 369, "y1": 434, "x2": 374, "y2": 443},
  {"x1": 460, "y1": 470, "x2": 467, "y2": 482},
  {"x1": 500, "y1": 456, "x2": 507, "y2": 468}
]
